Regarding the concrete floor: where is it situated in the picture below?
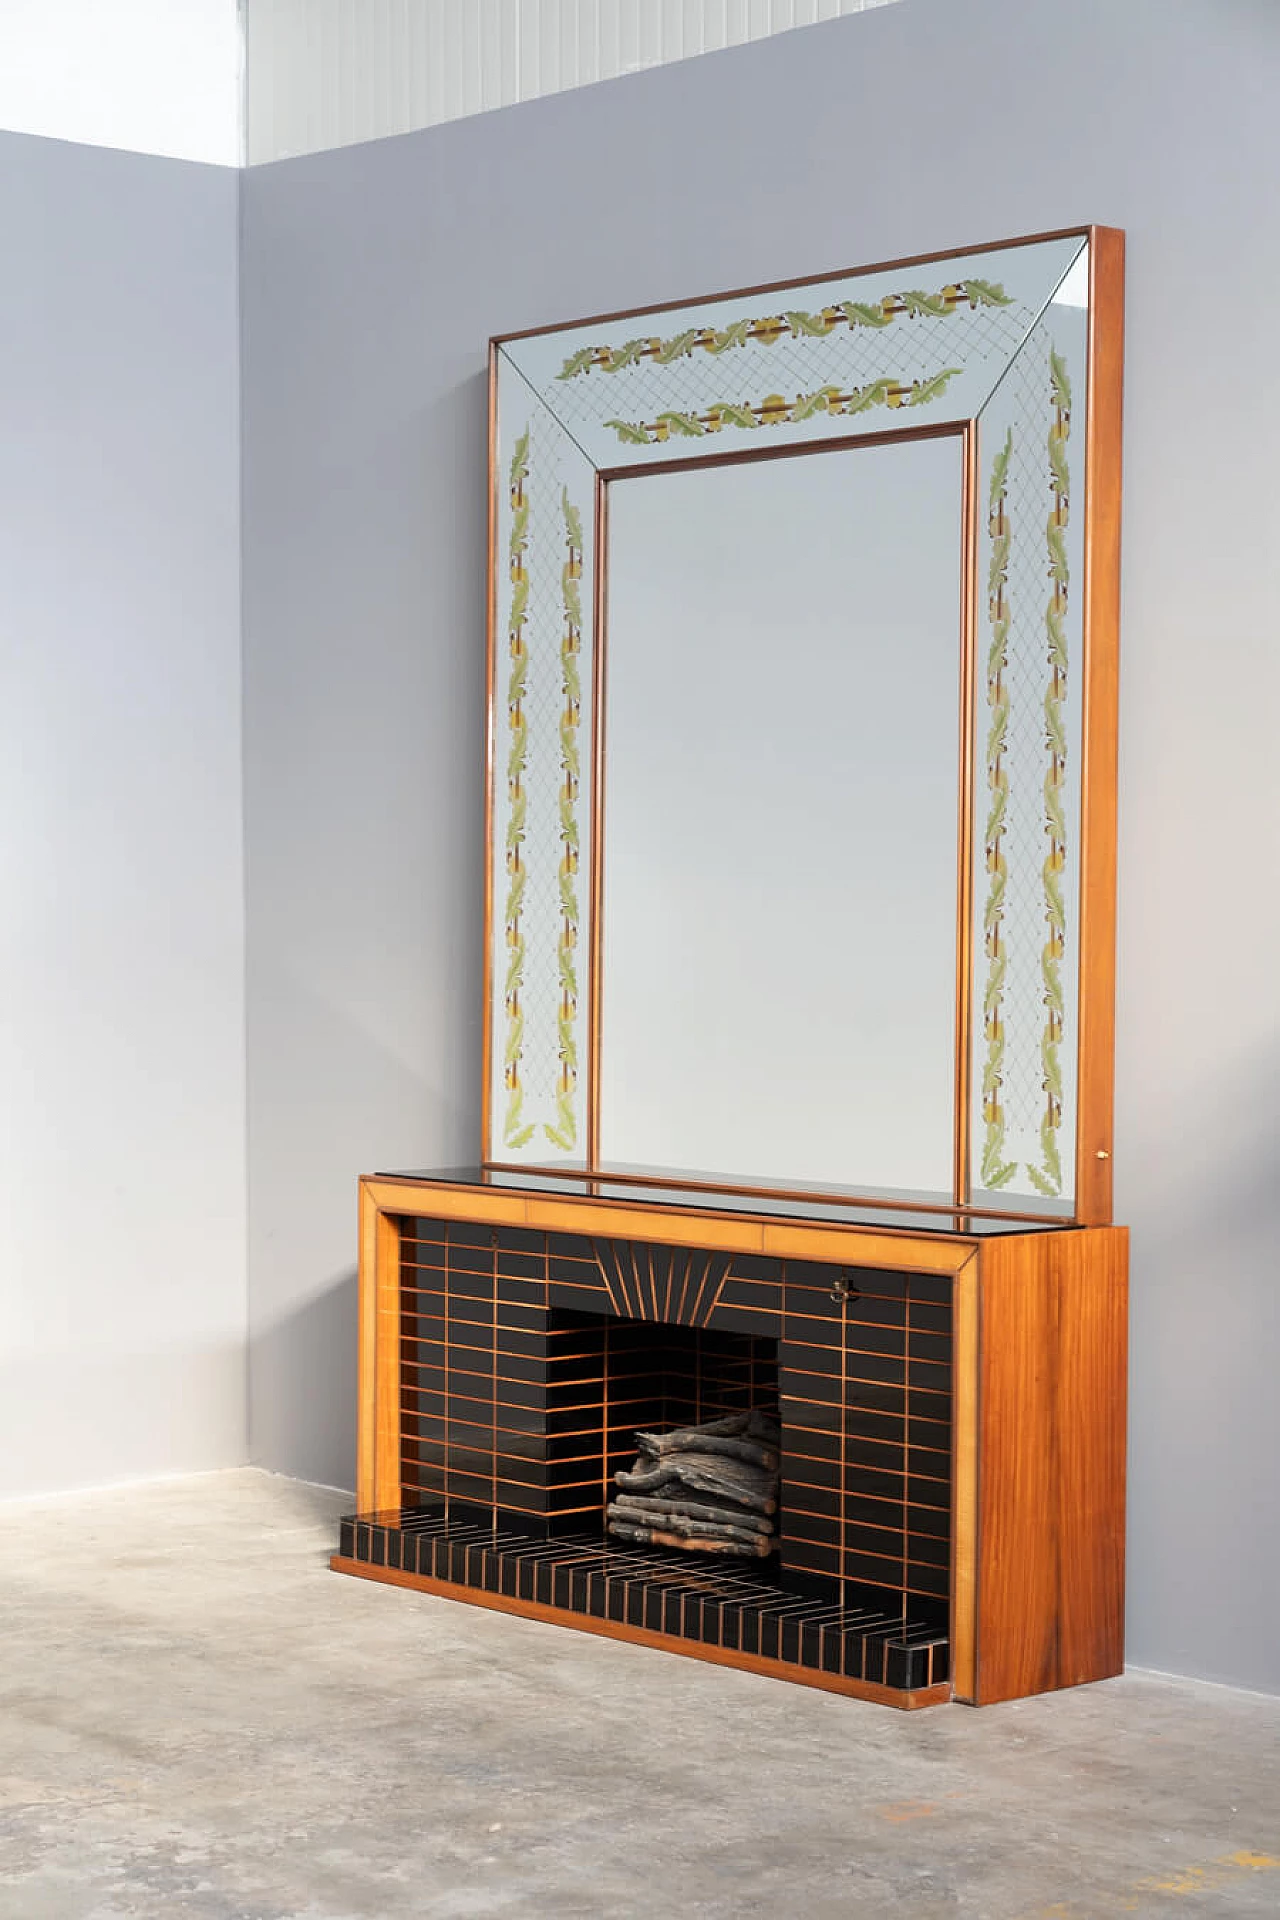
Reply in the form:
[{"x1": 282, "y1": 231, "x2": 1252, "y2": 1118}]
[{"x1": 0, "y1": 1473, "x2": 1277, "y2": 1920}]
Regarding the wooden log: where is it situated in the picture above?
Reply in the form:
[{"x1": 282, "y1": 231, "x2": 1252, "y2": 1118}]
[
  {"x1": 615, "y1": 1456, "x2": 777, "y2": 1515},
  {"x1": 608, "y1": 1520, "x2": 775, "y2": 1559},
  {"x1": 635, "y1": 1429, "x2": 779, "y2": 1472},
  {"x1": 612, "y1": 1491, "x2": 774, "y2": 1537},
  {"x1": 639, "y1": 1410, "x2": 778, "y2": 1445},
  {"x1": 606, "y1": 1503, "x2": 770, "y2": 1552}
]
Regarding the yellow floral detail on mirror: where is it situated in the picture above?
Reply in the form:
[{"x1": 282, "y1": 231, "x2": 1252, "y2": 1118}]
[
  {"x1": 502, "y1": 428, "x2": 534, "y2": 1149},
  {"x1": 603, "y1": 367, "x2": 962, "y2": 446},
  {"x1": 981, "y1": 428, "x2": 1016, "y2": 1190},
  {"x1": 1027, "y1": 349, "x2": 1072, "y2": 1198},
  {"x1": 557, "y1": 280, "x2": 1012, "y2": 381},
  {"x1": 544, "y1": 488, "x2": 584, "y2": 1152}
]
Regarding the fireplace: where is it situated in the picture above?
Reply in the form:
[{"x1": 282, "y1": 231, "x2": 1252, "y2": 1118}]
[{"x1": 339, "y1": 1213, "x2": 952, "y2": 1696}]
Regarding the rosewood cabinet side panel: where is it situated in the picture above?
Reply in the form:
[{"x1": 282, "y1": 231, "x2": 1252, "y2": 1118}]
[
  {"x1": 356, "y1": 1183, "x2": 405, "y2": 1515},
  {"x1": 355, "y1": 1181, "x2": 380, "y2": 1514},
  {"x1": 969, "y1": 1226, "x2": 1128, "y2": 1704}
]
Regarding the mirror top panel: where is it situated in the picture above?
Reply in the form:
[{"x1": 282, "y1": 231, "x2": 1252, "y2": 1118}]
[{"x1": 497, "y1": 234, "x2": 1087, "y2": 469}]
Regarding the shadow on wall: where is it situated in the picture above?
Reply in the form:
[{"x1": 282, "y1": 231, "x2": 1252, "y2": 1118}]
[
  {"x1": 1120, "y1": 1039, "x2": 1280, "y2": 1690},
  {"x1": 250, "y1": 1274, "x2": 359, "y2": 1498},
  {"x1": 244, "y1": 948, "x2": 483, "y2": 1493}
]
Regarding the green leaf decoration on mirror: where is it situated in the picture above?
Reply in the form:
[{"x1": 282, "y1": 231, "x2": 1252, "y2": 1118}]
[
  {"x1": 705, "y1": 318, "x2": 753, "y2": 355},
  {"x1": 556, "y1": 346, "x2": 596, "y2": 381},
  {"x1": 603, "y1": 367, "x2": 963, "y2": 443},
  {"x1": 563, "y1": 498, "x2": 584, "y2": 549},
  {"x1": 654, "y1": 411, "x2": 705, "y2": 438},
  {"x1": 1045, "y1": 520, "x2": 1068, "y2": 581},
  {"x1": 502, "y1": 427, "x2": 533, "y2": 1149},
  {"x1": 508, "y1": 504, "x2": 528, "y2": 560},
  {"x1": 544, "y1": 1081, "x2": 577, "y2": 1155},
  {"x1": 909, "y1": 368, "x2": 962, "y2": 407},
  {"x1": 839, "y1": 300, "x2": 894, "y2": 329},
  {"x1": 554, "y1": 281, "x2": 1012, "y2": 380},
  {"x1": 707, "y1": 402, "x2": 757, "y2": 430},
  {"x1": 606, "y1": 338, "x2": 653, "y2": 373},
  {"x1": 843, "y1": 377, "x2": 897, "y2": 415},
  {"x1": 790, "y1": 385, "x2": 843, "y2": 422},
  {"x1": 508, "y1": 578, "x2": 528, "y2": 630},
  {"x1": 563, "y1": 579, "x2": 583, "y2": 630},
  {"x1": 544, "y1": 485, "x2": 585, "y2": 1153},
  {"x1": 654, "y1": 328, "x2": 700, "y2": 365},
  {"x1": 1028, "y1": 347, "x2": 1072, "y2": 1198},
  {"x1": 981, "y1": 427, "x2": 1017, "y2": 1191},
  {"x1": 602, "y1": 418, "x2": 651, "y2": 446},
  {"x1": 503, "y1": 1008, "x2": 524, "y2": 1066},
  {"x1": 988, "y1": 432, "x2": 1012, "y2": 511},
  {"x1": 503, "y1": 943, "x2": 523, "y2": 1001},
  {"x1": 785, "y1": 308, "x2": 837, "y2": 338},
  {"x1": 899, "y1": 289, "x2": 953, "y2": 319}
]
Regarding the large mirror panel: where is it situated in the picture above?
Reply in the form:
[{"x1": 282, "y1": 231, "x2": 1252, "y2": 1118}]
[
  {"x1": 598, "y1": 435, "x2": 964, "y2": 1198},
  {"x1": 485, "y1": 229, "x2": 1122, "y2": 1222}
]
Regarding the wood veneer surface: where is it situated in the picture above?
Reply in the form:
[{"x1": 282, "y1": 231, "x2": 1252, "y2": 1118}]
[
  {"x1": 972, "y1": 1227, "x2": 1127, "y2": 1703},
  {"x1": 348, "y1": 1180, "x2": 1128, "y2": 1708}
]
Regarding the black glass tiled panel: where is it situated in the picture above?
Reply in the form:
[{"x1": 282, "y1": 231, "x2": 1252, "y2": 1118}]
[
  {"x1": 392, "y1": 1218, "x2": 954, "y2": 1633},
  {"x1": 344, "y1": 1506, "x2": 948, "y2": 1695}
]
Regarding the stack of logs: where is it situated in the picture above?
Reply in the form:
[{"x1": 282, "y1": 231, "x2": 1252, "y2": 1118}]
[{"x1": 606, "y1": 1410, "x2": 780, "y2": 1558}]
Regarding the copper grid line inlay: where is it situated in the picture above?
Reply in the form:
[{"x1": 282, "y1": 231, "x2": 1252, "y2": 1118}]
[{"x1": 394, "y1": 1217, "x2": 952, "y2": 1636}]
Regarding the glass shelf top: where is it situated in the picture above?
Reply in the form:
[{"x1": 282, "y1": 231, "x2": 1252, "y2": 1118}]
[{"x1": 374, "y1": 1165, "x2": 1071, "y2": 1237}]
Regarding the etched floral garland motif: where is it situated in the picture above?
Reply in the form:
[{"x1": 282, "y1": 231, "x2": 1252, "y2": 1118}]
[
  {"x1": 557, "y1": 280, "x2": 1012, "y2": 381},
  {"x1": 1028, "y1": 350, "x2": 1072, "y2": 1198},
  {"x1": 980, "y1": 428, "x2": 1016, "y2": 1190},
  {"x1": 603, "y1": 367, "x2": 963, "y2": 446},
  {"x1": 502, "y1": 428, "x2": 533, "y2": 1149},
  {"x1": 544, "y1": 488, "x2": 584, "y2": 1152}
]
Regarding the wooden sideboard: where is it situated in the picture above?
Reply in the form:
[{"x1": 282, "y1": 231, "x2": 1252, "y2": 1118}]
[{"x1": 333, "y1": 1169, "x2": 1126, "y2": 1710}]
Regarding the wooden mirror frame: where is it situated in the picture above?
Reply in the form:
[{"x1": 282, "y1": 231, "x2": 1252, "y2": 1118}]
[{"x1": 481, "y1": 227, "x2": 1124, "y2": 1227}]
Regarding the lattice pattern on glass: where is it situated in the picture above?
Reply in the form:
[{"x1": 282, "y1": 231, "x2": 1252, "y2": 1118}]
[
  {"x1": 548, "y1": 290, "x2": 1027, "y2": 444},
  {"x1": 499, "y1": 239, "x2": 1084, "y2": 471},
  {"x1": 970, "y1": 301, "x2": 1087, "y2": 1207},
  {"x1": 488, "y1": 233, "x2": 1103, "y2": 1219},
  {"x1": 490, "y1": 391, "x2": 594, "y2": 1158}
]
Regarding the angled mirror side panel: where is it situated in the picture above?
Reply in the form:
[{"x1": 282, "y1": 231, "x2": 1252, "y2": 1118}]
[
  {"x1": 486, "y1": 358, "x2": 596, "y2": 1164},
  {"x1": 968, "y1": 250, "x2": 1090, "y2": 1215}
]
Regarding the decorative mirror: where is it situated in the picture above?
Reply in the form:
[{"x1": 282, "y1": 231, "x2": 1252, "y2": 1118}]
[{"x1": 483, "y1": 229, "x2": 1122, "y2": 1225}]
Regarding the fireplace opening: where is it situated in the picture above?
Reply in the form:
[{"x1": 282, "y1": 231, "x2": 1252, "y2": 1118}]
[{"x1": 540, "y1": 1312, "x2": 781, "y2": 1550}]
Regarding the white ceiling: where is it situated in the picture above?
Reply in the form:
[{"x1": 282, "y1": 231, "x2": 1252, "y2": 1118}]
[
  {"x1": 0, "y1": 0, "x2": 242, "y2": 166},
  {"x1": 0, "y1": 1, "x2": 898, "y2": 169},
  {"x1": 246, "y1": 0, "x2": 898, "y2": 165}
]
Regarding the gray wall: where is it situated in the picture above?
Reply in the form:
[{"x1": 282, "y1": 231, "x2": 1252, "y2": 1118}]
[
  {"x1": 0, "y1": 132, "x2": 246, "y2": 1495},
  {"x1": 241, "y1": 0, "x2": 1280, "y2": 1690}
]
